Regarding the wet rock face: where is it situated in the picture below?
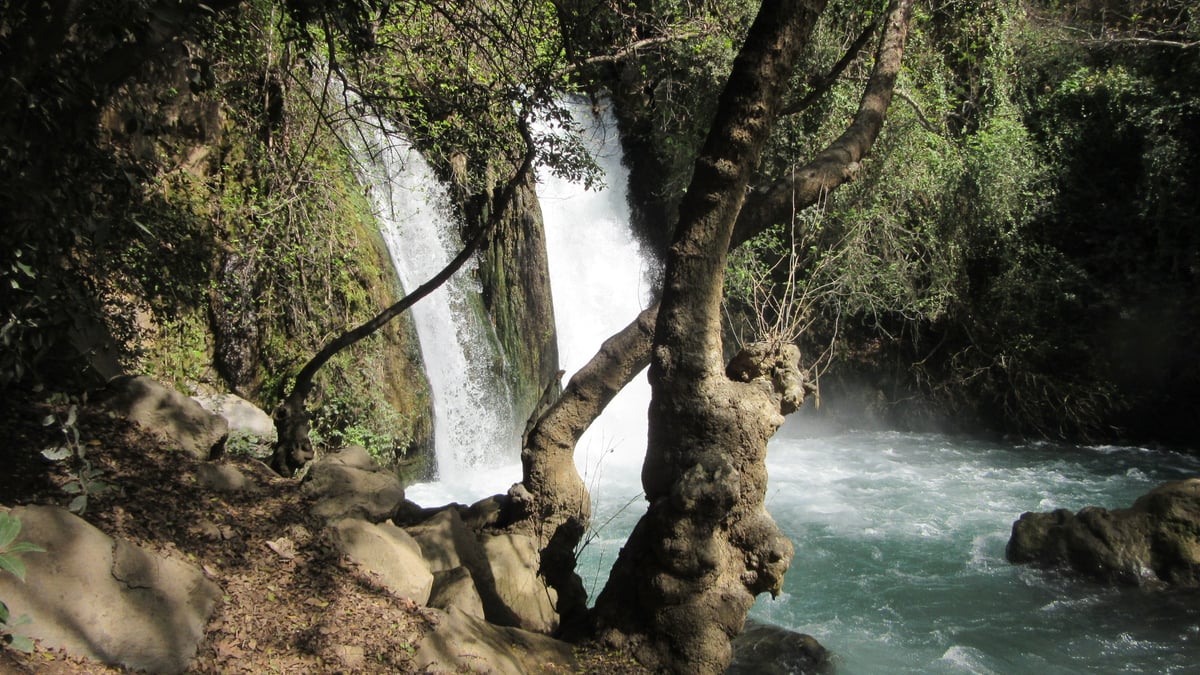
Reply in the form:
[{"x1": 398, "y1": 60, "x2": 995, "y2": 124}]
[
  {"x1": 1006, "y1": 478, "x2": 1200, "y2": 587},
  {"x1": 474, "y1": 175, "x2": 560, "y2": 422},
  {"x1": 210, "y1": 251, "x2": 261, "y2": 395}
]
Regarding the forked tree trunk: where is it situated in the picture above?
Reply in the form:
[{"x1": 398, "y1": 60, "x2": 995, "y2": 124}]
[
  {"x1": 516, "y1": 0, "x2": 914, "y2": 650},
  {"x1": 507, "y1": 303, "x2": 658, "y2": 632},
  {"x1": 587, "y1": 0, "x2": 825, "y2": 670}
]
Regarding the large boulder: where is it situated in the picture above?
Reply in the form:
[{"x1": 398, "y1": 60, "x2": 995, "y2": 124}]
[
  {"x1": 1006, "y1": 478, "x2": 1200, "y2": 586},
  {"x1": 479, "y1": 532, "x2": 559, "y2": 634},
  {"x1": 191, "y1": 391, "x2": 276, "y2": 442},
  {"x1": 728, "y1": 620, "x2": 832, "y2": 675},
  {"x1": 302, "y1": 445, "x2": 405, "y2": 522},
  {"x1": 195, "y1": 462, "x2": 260, "y2": 493},
  {"x1": 0, "y1": 505, "x2": 222, "y2": 673},
  {"x1": 192, "y1": 391, "x2": 276, "y2": 458},
  {"x1": 404, "y1": 508, "x2": 558, "y2": 632},
  {"x1": 102, "y1": 374, "x2": 228, "y2": 459},
  {"x1": 428, "y1": 566, "x2": 486, "y2": 620},
  {"x1": 329, "y1": 518, "x2": 434, "y2": 604},
  {"x1": 414, "y1": 607, "x2": 576, "y2": 675}
]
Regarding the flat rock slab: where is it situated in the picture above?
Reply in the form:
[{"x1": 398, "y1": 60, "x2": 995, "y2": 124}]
[
  {"x1": 302, "y1": 446, "x2": 405, "y2": 522},
  {"x1": 196, "y1": 462, "x2": 260, "y2": 492},
  {"x1": 480, "y1": 532, "x2": 559, "y2": 634},
  {"x1": 0, "y1": 505, "x2": 222, "y2": 673},
  {"x1": 428, "y1": 566, "x2": 486, "y2": 620},
  {"x1": 330, "y1": 518, "x2": 434, "y2": 605},
  {"x1": 415, "y1": 607, "x2": 576, "y2": 675}
]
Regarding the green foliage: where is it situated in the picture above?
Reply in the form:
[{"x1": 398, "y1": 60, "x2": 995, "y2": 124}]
[
  {"x1": 308, "y1": 370, "x2": 421, "y2": 468},
  {"x1": 325, "y1": 0, "x2": 596, "y2": 189},
  {"x1": 224, "y1": 430, "x2": 273, "y2": 460},
  {"x1": 41, "y1": 404, "x2": 115, "y2": 514},
  {"x1": 201, "y1": 4, "x2": 435, "y2": 455},
  {"x1": 0, "y1": 512, "x2": 44, "y2": 654},
  {"x1": 0, "y1": 0, "x2": 227, "y2": 391},
  {"x1": 728, "y1": 0, "x2": 1141, "y2": 438}
]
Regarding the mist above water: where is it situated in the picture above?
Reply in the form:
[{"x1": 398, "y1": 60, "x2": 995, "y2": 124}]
[{"x1": 540, "y1": 103, "x2": 1200, "y2": 674}]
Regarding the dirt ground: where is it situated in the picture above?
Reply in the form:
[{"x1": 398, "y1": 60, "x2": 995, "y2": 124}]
[{"x1": 0, "y1": 397, "x2": 649, "y2": 674}]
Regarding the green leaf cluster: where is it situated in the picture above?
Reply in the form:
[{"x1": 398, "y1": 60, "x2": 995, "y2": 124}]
[
  {"x1": 41, "y1": 404, "x2": 115, "y2": 514},
  {"x1": 725, "y1": 0, "x2": 1165, "y2": 438},
  {"x1": 0, "y1": 512, "x2": 44, "y2": 654}
]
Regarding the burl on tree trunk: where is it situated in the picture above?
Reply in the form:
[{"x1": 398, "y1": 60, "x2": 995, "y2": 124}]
[{"x1": 592, "y1": 341, "x2": 811, "y2": 671}]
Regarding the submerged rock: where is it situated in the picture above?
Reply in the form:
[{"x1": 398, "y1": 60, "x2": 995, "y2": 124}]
[
  {"x1": 1006, "y1": 477, "x2": 1200, "y2": 586},
  {"x1": 728, "y1": 619, "x2": 832, "y2": 675}
]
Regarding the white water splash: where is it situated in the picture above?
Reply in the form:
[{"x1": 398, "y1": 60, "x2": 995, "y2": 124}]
[{"x1": 356, "y1": 124, "x2": 520, "y2": 502}]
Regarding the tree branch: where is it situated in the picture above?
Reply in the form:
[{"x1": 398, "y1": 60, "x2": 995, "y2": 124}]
[
  {"x1": 554, "y1": 32, "x2": 703, "y2": 79},
  {"x1": 780, "y1": 13, "x2": 882, "y2": 117},
  {"x1": 735, "y1": 0, "x2": 915, "y2": 247},
  {"x1": 522, "y1": 0, "x2": 917, "y2": 478},
  {"x1": 1080, "y1": 35, "x2": 1199, "y2": 49},
  {"x1": 893, "y1": 88, "x2": 939, "y2": 134}
]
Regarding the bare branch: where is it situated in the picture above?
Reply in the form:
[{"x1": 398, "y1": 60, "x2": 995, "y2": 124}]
[
  {"x1": 1080, "y1": 35, "x2": 1199, "y2": 49},
  {"x1": 554, "y1": 32, "x2": 704, "y2": 79},
  {"x1": 735, "y1": 0, "x2": 915, "y2": 248},
  {"x1": 894, "y1": 88, "x2": 940, "y2": 134},
  {"x1": 780, "y1": 14, "x2": 882, "y2": 117}
]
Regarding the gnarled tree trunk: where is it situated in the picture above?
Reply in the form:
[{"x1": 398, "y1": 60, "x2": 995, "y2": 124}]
[
  {"x1": 513, "y1": 0, "x2": 914, "y2": 652},
  {"x1": 583, "y1": 0, "x2": 915, "y2": 671},
  {"x1": 506, "y1": 303, "x2": 658, "y2": 633},
  {"x1": 587, "y1": 1, "x2": 824, "y2": 670}
]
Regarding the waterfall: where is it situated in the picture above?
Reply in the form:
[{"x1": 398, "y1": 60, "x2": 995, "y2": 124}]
[
  {"x1": 356, "y1": 124, "x2": 519, "y2": 497},
  {"x1": 538, "y1": 99, "x2": 655, "y2": 490},
  {"x1": 355, "y1": 100, "x2": 651, "y2": 507}
]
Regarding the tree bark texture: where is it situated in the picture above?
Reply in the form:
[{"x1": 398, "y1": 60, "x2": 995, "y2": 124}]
[
  {"x1": 514, "y1": 0, "x2": 912, "y2": 654},
  {"x1": 588, "y1": 1, "x2": 826, "y2": 672},
  {"x1": 519, "y1": 0, "x2": 912, "y2": 510},
  {"x1": 506, "y1": 303, "x2": 658, "y2": 632},
  {"x1": 735, "y1": 0, "x2": 914, "y2": 245}
]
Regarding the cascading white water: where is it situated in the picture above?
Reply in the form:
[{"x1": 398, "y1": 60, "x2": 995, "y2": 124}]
[
  {"x1": 538, "y1": 99, "x2": 659, "y2": 601},
  {"x1": 537, "y1": 99, "x2": 655, "y2": 493},
  {"x1": 360, "y1": 101, "x2": 1200, "y2": 673},
  {"x1": 356, "y1": 124, "x2": 519, "y2": 499}
]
